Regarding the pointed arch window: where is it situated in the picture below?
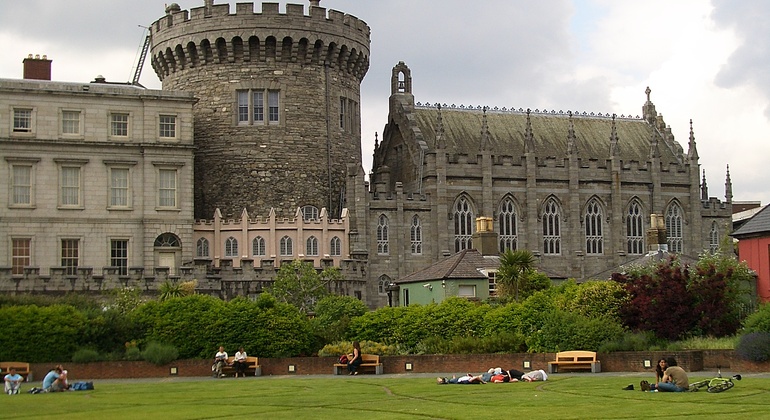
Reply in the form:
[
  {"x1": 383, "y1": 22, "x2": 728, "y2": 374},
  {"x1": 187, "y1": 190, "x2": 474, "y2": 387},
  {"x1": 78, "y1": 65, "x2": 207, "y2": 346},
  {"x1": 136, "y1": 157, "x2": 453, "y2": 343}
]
[
  {"x1": 410, "y1": 215, "x2": 422, "y2": 255},
  {"x1": 280, "y1": 236, "x2": 293, "y2": 256},
  {"x1": 377, "y1": 215, "x2": 389, "y2": 255},
  {"x1": 665, "y1": 203, "x2": 684, "y2": 253},
  {"x1": 306, "y1": 236, "x2": 319, "y2": 256},
  {"x1": 454, "y1": 197, "x2": 474, "y2": 252},
  {"x1": 585, "y1": 199, "x2": 603, "y2": 254},
  {"x1": 252, "y1": 236, "x2": 266, "y2": 256},
  {"x1": 709, "y1": 221, "x2": 719, "y2": 253},
  {"x1": 542, "y1": 198, "x2": 561, "y2": 255},
  {"x1": 225, "y1": 237, "x2": 239, "y2": 257},
  {"x1": 499, "y1": 198, "x2": 518, "y2": 252},
  {"x1": 626, "y1": 200, "x2": 644, "y2": 255},
  {"x1": 196, "y1": 238, "x2": 210, "y2": 257},
  {"x1": 378, "y1": 274, "x2": 392, "y2": 295},
  {"x1": 330, "y1": 236, "x2": 341, "y2": 257}
]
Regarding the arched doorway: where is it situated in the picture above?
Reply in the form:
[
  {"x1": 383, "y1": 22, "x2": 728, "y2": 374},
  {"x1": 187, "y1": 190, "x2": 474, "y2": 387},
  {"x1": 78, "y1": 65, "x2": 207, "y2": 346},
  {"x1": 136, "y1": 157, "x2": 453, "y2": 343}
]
[{"x1": 154, "y1": 232, "x2": 181, "y2": 275}]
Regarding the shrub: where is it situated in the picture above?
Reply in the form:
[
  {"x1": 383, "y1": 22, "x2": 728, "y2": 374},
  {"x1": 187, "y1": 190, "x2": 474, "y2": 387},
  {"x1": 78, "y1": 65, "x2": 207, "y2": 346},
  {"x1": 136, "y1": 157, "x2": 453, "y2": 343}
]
[
  {"x1": 317, "y1": 341, "x2": 399, "y2": 357},
  {"x1": 597, "y1": 331, "x2": 662, "y2": 352},
  {"x1": 141, "y1": 342, "x2": 179, "y2": 365},
  {"x1": 125, "y1": 346, "x2": 142, "y2": 361},
  {"x1": 0, "y1": 304, "x2": 86, "y2": 362},
  {"x1": 527, "y1": 310, "x2": 625, "y2": 353},
  {"x1": 743, "y1": 304, "x2": 770, "y2": 333},
  {"x1": 71, "y1": 349, "x2": 101, "y2": 363},
  {"x1": 311, "y1": 295, "x2": 368, "y2": 344},
  {"x1": 420, "y1": 331, "x2": 527, "y2": 354},
  {"x1": 735, "y1": 332, "x2": 770, "y2": 363}
]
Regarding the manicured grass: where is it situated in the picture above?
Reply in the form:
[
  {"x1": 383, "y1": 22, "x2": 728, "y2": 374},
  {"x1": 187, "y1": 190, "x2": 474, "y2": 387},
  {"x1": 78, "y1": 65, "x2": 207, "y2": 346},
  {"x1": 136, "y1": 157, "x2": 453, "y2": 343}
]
[{"x1": 4, "y1": 374, "x2": 770, "y2": 419}]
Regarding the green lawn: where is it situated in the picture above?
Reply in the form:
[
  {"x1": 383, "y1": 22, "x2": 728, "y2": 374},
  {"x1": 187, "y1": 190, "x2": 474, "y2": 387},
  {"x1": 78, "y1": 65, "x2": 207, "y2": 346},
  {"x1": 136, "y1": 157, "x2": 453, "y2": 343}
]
[{"x1": 4, "y1": 375, "x2": 770, "y2": 419}]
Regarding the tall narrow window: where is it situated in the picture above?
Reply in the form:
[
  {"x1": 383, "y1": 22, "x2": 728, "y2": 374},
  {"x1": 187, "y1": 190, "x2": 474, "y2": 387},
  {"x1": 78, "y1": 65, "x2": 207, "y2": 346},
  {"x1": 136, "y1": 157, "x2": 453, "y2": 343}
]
[
  {"x1": 626, "y1": 201, "x2": 644, "y2": 254},
  {"x1": 111, "y1": 239, "x2": 129, "y2": 276},
  {"x1": 253, "y1": 91, "x2": 264, "y2": 123},
  {"x1": 499, "y1": 198, "x2": 518, "y2": 252},
  {"x1": 306, "y1": 236, "x2": 319, "y2": 256},
  {"x1": 111, "y1": 113, "x2": 129, "y2": 137},
  {"x1": 268, "y1": 90, "x2": 279, "y2": 123},
  {"x1": 225, "y1": 237, "x2": 239, "y2": 257},
  {"x1": 585, "y1": 199, "x2": 603, "y2": 254},
  {"x1": 410, "y1": 215, "x2": 422, "y2": 255},
  {"x1": 280, "y1": 236, "x2": 293, "y2": 256},
  {"x1": 110, "y1": 168, "x2": 129, "y2": 207},
  {"x1": 252, "y1": 236, "x2": 266, "y2": 256},
  {"x1": 542, "y1": 198, "x2": 561, "y2": 255},
  {"x1": 159, "y1": 115, "x2": 176, "y2": 138},
  {"x1": 339, "y1": 97, "x2": 346, "y2": 129},
  {"x1": 487, "y1": 271, "x2": 498, "y2": 297},
  {"x1": 454, "y1": 197, "x2": 474, "y2": 252},
  {"x1": 237, "y1": 91, "x2": 249, "y2": 123},
  {"x1": 158, "y1": 169, "x2": 177, "y2": 208},
  {"x1": 12, "y1": 238, "x2": 31, "y2": 275},
  {"x1": 377, "y1": 215, "x2": 389, "y2": 255},
  {"x1": 709, "y1": 222, "x2": 719, "y2": 253},
  {"x1": 60, "y1": 166, "x2": 81, "y2": 206},
  {"x1": 330, "y1": 236, "x2": 341, "y2": 257},
  {"x1": 11, "y1": 165, "x2": 32, "y2": 206},
  {"x1": 197, "y1": 238, "x2": 210, "y2": 257},
  {"x1": 61, "y1": 110, "x2": 80, "y2": 135},
  {"x1": 61, "y1": 239, "x2": 79, "y2": 275},
  {"x1": 665, "y1": 203, "x2": 683, "y2": 253},
  {"x1": 13, "y1": 108, "x2": 32, "y2": 132}
]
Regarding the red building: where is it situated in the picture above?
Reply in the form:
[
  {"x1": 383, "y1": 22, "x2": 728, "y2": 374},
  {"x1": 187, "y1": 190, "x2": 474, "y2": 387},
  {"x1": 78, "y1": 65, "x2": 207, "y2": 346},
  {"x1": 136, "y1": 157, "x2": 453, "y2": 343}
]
[{"x1": 732, "y1": 204, "x2": 770, "y2": 302}]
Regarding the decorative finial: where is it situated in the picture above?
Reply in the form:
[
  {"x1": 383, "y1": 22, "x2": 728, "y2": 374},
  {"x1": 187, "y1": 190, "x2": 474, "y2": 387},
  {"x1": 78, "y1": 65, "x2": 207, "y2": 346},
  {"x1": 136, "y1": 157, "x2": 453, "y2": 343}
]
[
  {"x1": 374, "y1": 132, "x2": 379, "y2": 149},
  {"x1": 645, "y1": 86, "x2": 651, "y2": 102},
  {"x1": 725, "y1": 164, "x2": 733, "y2": 203},
  {"x1": 566, "y1": 111, "x2": 577, "y2": 155},
  {"x1": 701, "y1": 169, "x2": 708, "y2": 200},
  {"x1": 687, "y1": 119, "x2": 698, "y2": 161},
  {"x1": 609, "y1": 113, "x2": 619, "y2": 157}
]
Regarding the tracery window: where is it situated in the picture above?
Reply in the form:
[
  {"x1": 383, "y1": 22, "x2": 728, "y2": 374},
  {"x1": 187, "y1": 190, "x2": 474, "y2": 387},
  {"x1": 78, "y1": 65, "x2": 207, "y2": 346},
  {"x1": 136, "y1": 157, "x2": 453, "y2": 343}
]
[
  {"x1": 626, "y1": 200, "x2": 644, "y2": 255},
  {"x1": 454, "y1": 197, "x2": 474, "y2": 252},
  {"x1": 585, "y1": 199, "x2": 603, "y2": 254},
  {"x1": 665, "y1": 202, "x2": 684, "y2": 253},
  {"x1": 542, "y1": 198, "x2": 561, "y2": 255},
  {"x1": 410, "y1": 215, "x2": 422, "y2": 255},
  {"x1": 499, "y1": 198, "x2": 518, "y2": 252},
  {"x1": 377, "y1": 215, "x2": 389, "y2": 255}
]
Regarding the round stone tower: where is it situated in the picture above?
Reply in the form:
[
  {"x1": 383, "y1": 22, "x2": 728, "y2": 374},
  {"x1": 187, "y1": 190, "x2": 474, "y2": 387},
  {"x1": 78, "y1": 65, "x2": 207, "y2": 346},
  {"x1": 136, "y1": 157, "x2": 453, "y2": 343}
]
[{"x1": 149, "y1": 1, "x2": 370, "y2": 219}]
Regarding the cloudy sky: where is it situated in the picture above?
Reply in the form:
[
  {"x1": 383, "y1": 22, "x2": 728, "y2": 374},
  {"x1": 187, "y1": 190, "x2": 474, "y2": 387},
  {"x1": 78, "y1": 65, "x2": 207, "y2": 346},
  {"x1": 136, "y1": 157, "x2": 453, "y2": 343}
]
[{"x1": 1, "y1": 0, "x2": 768, "y2": 203}]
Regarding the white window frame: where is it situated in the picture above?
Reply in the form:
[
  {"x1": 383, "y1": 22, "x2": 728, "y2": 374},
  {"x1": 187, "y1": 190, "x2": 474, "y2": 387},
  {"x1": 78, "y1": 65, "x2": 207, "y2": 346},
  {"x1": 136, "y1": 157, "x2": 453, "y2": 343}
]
[
  {"x1": 306, "y1": 236, "x2": 319, "y2": 256},
  {"x1": 110, "y1": 238, "x2": 129, "y2": 276},
  {"x1": 225, "y1": 237, "x2": 239, "y2": 257},
  {"x1": 108, "y1": 167, "x2": 131, "y2": 209},
  {"x1": 330, "y1": 236, "x2": 341, "y2": 257},
  {"x1": 158, "y1": 114, "x2": 177, "y2": 139},
  {"x1": 665, "y1": 203, "x2": 684, "y2": 253},
  {"x1": 11, "y1": 237, "x2": 31, "y2": 275},
  {"x1": 61, "y1": 109, "x2": 82, "y2": 136},
  {"x1": 197, "y1": 238, "x2": 210, "y2": 257},
  {"x1": 110, "y1": 112, "x2": 130, "y2": 138},
  {"x1": 156, "y1": 167, "x2": 178, "y2": 209},
  {"x1": 410, "y1": 215, "x2": 422, "y2": 255},
  {"x1": 458, "y1": 284, "x2": 476, "y2": 298},
  {"x1": 280, "y1": 236, "x2": 293, "y2": 257},
  {"x1": 377, "y1": 215, "x2": 389, "y2": 255},
  {"x1": 252, "y1": 236, "x2": 266, "y2": 256},
  {"x1": 6, "y1": 158, "x2": 38, "y2": 208},
  {"x1": 61, "y1": 238, "x2": 80, "y2": 276},
  {"x1": 236, "y1": 89, "x2": 280, "y2": 126},
  {"x1": 54, "y1": 159, "x2": 88, "y2": 209},
  {"x1": 11, "y1": 107, "x2": 34, "y2": 135}
]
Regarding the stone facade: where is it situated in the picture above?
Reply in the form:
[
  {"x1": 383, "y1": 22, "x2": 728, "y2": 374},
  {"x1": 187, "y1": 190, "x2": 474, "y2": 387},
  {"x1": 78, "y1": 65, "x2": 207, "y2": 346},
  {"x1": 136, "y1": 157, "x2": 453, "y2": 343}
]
[
  {"x1": 149, "y1": 1, "x2": 370, "y2": 220},
  {"x1": 0, "y1": 76, "x2": 196, "y2": 285},
  {"x1": 355, "y1": 62, "x2": 734, "y2": 302}
]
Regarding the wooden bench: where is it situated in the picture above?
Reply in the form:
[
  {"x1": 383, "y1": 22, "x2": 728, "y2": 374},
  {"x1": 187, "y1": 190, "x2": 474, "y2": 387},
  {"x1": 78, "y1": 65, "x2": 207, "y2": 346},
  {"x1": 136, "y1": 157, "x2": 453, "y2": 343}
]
[
  {"x1": 333, "y1": 354, "x2": 383, "y2": 375},
  {"x1": 547, "y1": 351, "x2": 601, "y2": 373},
  {"x1": 220, "y1": 356, "x2": 261, "y2": 377},
  {"x1": 0, "y1": 362, "x2": 31, "y2": 381}
]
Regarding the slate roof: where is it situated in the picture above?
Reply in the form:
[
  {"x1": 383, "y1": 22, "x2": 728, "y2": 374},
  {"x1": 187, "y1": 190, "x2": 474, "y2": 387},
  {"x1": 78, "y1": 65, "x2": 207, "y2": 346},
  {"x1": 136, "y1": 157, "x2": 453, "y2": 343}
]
[
  {"x1": 732, "y1": 204, "x2": 770, "y2": 238},
  {"x1": 396, "y1": 249, "x2": 499, "y2": 284},
  {"x1": 411, "y1": 106, "x2": 683, "y2": 165}
]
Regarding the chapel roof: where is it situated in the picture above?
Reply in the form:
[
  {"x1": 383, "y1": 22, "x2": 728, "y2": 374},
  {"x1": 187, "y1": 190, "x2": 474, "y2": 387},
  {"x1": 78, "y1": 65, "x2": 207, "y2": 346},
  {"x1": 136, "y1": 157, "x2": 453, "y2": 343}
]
[
  {"x1": 410, "y1": 105, "x2": 683, "y2": 165},
  {"x1": 731, "y1": 204, "x2": 770, "y2": 238}
]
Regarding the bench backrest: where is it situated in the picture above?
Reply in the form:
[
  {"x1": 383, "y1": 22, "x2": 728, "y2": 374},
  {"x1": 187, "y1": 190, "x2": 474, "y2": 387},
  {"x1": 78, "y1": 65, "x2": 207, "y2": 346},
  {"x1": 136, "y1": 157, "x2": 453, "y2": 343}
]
[
  {"x1": 0, "y1": 362, "x2": 30, "y2": 374},
  {"x1": 361, "y1": 354, "x2": 380, "y2": 364},
  {"x1": 227, "y1": 356, "x2": 259, "y2": 365},
  {"x1": 555, "y1": 351, "x2": 597, "y2": 362}
]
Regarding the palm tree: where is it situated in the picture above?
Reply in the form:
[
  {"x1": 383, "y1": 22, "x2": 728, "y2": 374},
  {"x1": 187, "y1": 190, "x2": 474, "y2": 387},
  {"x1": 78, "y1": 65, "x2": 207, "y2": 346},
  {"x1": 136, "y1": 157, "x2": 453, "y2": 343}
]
[{"x1": 497, "y1": 249, "x2": 535, "y2": 301}]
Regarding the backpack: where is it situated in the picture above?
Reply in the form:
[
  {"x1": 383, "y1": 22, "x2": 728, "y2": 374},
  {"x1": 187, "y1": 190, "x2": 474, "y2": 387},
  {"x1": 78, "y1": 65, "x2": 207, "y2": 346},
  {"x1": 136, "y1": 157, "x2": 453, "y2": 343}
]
[
  {"x1": 71, "y1": 381, "x2": 94, "y2": 391},
  {"x1": 338, "y1": 354, "x2": 349, "y2": 364}
]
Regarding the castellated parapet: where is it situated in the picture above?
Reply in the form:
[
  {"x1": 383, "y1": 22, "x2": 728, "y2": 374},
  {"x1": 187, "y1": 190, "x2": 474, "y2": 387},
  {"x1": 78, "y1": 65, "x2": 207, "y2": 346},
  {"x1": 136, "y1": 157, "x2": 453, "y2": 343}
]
[{"x1": 150, "y1": 1, "x2": 370, "y2": 220}]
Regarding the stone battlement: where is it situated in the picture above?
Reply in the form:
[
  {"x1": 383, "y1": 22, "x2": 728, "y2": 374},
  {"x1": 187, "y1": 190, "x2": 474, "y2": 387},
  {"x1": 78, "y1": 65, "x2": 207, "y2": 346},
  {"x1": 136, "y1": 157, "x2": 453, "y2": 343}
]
[{"x1": 150, "y1": 1, "x2": 370, "y2": 81}]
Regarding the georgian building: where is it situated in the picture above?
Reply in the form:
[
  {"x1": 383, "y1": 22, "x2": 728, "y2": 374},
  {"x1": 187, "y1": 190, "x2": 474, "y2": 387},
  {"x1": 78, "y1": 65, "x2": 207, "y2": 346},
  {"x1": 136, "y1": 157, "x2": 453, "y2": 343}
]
[{"x1": 0, "y1": 56, "x2": 196, "y2": 289}]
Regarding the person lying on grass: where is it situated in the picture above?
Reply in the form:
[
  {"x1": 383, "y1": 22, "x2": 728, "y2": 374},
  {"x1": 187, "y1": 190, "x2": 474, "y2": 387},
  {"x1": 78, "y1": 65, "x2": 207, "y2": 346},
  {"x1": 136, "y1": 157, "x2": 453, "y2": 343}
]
[{"x1": 436, "y1": 374, "x2": 486, "y2": 384}]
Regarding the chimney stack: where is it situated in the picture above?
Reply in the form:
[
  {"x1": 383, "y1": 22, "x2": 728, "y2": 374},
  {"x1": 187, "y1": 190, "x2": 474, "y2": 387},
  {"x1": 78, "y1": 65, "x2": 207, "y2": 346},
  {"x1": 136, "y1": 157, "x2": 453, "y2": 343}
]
[
  {"x1": 472, "y1": 217, "x2": 498, "y2": 256},
  {"x1": 23, "y1": 54, "x2": 52, "y2": 81}
]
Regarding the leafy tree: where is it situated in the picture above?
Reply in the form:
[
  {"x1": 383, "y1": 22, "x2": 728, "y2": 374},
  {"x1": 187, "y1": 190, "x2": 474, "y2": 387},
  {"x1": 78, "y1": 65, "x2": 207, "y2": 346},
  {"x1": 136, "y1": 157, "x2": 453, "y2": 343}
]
[
  {"x1": 496, "y1": 249, "x2": 536, "y2": 301},
  {"x1": 270, "y1": 259, "x2": 342, "y2": 314},
  {"x1": 312, "y1": 295, "x2": 368, "y2": 344}
]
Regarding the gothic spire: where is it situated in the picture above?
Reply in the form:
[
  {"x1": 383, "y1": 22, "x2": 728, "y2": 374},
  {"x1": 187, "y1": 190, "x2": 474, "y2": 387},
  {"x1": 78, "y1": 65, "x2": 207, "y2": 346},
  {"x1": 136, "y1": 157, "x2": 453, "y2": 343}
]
[
  {"x1": 374, "y1": 132, "x2": 379, "y2": 150},
  {"x1": 609, "y1": 113, "x2": 619, "y2": 157},
  {"x1": 525, "y1": 108, "x2": 535, "y2": 153},
  {"x1": 701, "y1": 169, "x2": 708, "y2": 200},
  {"x1": 566, "y1": 111, "x2": 577, "y2": 155},
  {"x1": 687, "y1": 119, "x2": 699, "y2": 161},
  {"x1": 725, "y1": 164, "x2": 733, "y2": 203},
  {"x1": 480, "y1": 106, "x2": 491, "y2": 151}
]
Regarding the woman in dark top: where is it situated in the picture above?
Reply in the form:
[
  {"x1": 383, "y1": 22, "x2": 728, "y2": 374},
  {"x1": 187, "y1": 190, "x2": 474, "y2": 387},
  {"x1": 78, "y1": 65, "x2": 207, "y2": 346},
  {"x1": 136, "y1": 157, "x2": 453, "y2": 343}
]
[{"x1": 347, "y1": 341, "x2": 362, "y2": 375}]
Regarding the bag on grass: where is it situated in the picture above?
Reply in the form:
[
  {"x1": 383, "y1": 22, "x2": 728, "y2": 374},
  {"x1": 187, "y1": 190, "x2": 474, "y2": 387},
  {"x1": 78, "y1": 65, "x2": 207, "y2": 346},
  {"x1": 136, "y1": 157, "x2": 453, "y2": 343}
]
[{"x1": 71, "y1": 381, "x2": 94, "y2": 391}]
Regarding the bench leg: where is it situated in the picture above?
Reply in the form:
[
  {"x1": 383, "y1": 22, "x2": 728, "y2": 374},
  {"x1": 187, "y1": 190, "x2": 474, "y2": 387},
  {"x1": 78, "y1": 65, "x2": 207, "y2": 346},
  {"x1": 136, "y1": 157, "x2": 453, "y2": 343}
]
[
  {"x1": 591, "y1": 362, "x2": 601, "y2": 373},
  {"x1": 547, "y1": 364, "x2": 557, "y2": 374},
  {"x1": 254, "y1": 367, "x2": 262, "y2": 377},
  {"x1": 375, "y1": 365, "x2": 383, "y2": 375}
]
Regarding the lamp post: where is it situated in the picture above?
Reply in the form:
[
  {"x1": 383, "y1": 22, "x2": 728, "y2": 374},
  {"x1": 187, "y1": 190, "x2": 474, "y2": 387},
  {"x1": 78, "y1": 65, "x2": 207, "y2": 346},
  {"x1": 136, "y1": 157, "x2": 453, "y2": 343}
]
[{"x1": 386, "y1": 282, "x2": 398, "y2": 307}]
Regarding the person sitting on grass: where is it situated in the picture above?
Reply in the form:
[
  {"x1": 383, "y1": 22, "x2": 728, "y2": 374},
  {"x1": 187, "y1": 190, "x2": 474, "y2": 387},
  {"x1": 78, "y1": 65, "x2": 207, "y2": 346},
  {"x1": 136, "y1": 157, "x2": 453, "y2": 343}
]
[
  {"x1": 436, "y1": 374, "x2": 487, "y2": 384},
  {"x1": 4, "y1": 367, "x2": 23, "y2": 395},
  {"x1": 641, "y1": 358, "x2": 668, "y2": 392},
  {"x1": 42, "y1": 366, "x2": 66, "y2": 392},
  {"x1": 642, "y1": 357, "x2": 688, "y2": 392}
]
